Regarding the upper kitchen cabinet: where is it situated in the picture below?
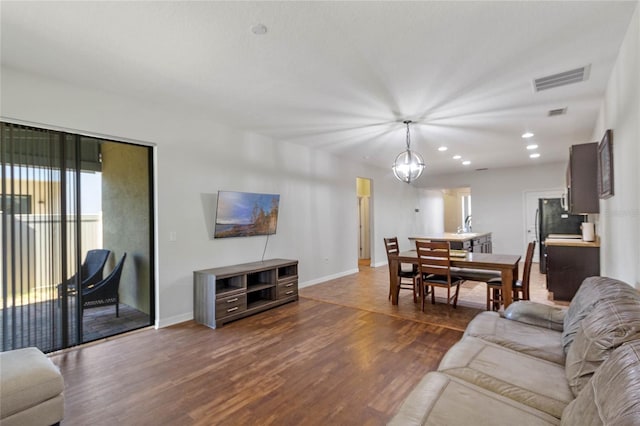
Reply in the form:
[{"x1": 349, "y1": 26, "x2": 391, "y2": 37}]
[{"x1": 566, "y1": 142, "x2": 599, "y2": 214}]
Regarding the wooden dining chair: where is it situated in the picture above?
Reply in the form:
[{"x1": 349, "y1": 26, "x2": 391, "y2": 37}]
[
  {"x1": 415, "y1": 240, "x2": 465, "y2": 310},
  {"x1": 384, "y1": 237, "x2": 420, "y2": 303},
  {"x1": 486, "y1": 241, "x2": 536, "y2": 311}
]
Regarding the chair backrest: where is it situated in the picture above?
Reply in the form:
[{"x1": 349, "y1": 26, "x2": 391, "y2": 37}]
[
  {"x1": 384, "y1": 237, "x2": 402, "y2": 273},
  {"x1": 81, "y1": 249, "x2": 111, "y2": 288},
  {"x1": 83, "y1": 253, "x2": 127, "y2": 296},
  {"x1": 415, "y1": 240, "x2": 453, "y2": 282},
  {"x1": 520, "y1": 241, "x2": 536, "y2": 298},
  {"x1": 384, "y1": 237, "x2": 400, "y2": 257}
]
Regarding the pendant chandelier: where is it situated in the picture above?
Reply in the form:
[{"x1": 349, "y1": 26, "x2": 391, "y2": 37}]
[{"x1": 392, "y1": 120, "x2": 425, "y2": 184}]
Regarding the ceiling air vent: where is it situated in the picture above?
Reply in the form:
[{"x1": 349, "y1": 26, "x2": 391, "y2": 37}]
[
  {"x1": 533, "y1": 65, "x2": 590, "y2": 92},
  {"x1": 548, "y1": 107, "x2": 568, "y2": 117}
]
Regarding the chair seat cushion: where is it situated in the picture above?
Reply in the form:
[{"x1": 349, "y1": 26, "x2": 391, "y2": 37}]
[
  {"x1": 388, "y1": 372, "x2": 560, "y2": 426},
  {"x1": 0, "y1": 347, "x2": 64, "y2": 420},
  {"x1": 454, "y1": 268, "x2": 501, "y2": 282},
  {"x1": 487, "y1": 277, "x2": 523, "y2": 288},
  {"x1": 398, "y1": 270, "x2": 418, "y2": 279},
  {"x1": 423, "y1": 274, "x2": 463, "y2": 285},
  {"x1": 438, "y1": 336, "x2": 573, "y2": 418}
]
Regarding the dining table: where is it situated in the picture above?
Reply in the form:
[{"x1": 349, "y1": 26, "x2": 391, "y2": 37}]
[{"x1": 388, "y1": 250, "x2": 522, "y2": 308}]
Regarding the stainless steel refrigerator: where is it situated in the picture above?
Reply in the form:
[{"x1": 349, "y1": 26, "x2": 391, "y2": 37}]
[{"x1": 537, "y1": 198, "x2": 583, "y2": 273}]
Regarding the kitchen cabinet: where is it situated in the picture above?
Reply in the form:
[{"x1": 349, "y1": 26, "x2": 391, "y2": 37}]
[
  {"x1": 566, "y1": 143, "x2": 599, "y2": 214},
  {"x1": 410, "y1": 232, "x2": 492, "y2": 253},
  {"x1": 546, "y1": 238, "x2": 600, "y2": 301}
]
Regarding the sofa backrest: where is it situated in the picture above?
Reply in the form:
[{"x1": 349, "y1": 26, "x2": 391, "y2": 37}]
[
  {"x1": 565, "y1": 298, "x2": 640, "y2": 396},
  {"x1": 562, "y1": 276, "x2": 640, "y2": 354},
  {"x1": 561, "y1": 340, "x2": 640, "y2": 425}
]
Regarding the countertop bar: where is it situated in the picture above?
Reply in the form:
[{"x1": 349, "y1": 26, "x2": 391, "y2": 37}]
[
  {"x1": 409, "y1": 232, "x2": 491, "y2": 242},
  {"x1": 545, "y1": 237, "x2": 600, "y2": 248}
]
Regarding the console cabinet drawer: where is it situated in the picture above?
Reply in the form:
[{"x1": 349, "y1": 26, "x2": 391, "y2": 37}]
[
  {"x1": 215, "y1": 294, "x2": 247, "y2": 319},
  {"x1": 277, "y1": 280, "x2": 298, "y2": 299}
]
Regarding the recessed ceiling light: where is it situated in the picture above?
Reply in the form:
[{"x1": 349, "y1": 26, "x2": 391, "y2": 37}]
[
  {"x1": 462, "y1": 160, "x2": 471, "y2": 166},
  {"x1": 453, "y1": 155, "x2": 462, "y2": 160},
  {"x1": 530, "y1": 153, "x2": 541, "y2": 159},
  {"x1": 522, "y1": 132, "x2": 534, "y2": 139},
  {"x1": 251, "y1": 24, "x2": 268, "y2": 35},
  {"x1": 438, "y1": 146, "x2": 448, "y2": 152},
  {"x1": 526, "y1": 144, "x2": 539, "y2": 150}
]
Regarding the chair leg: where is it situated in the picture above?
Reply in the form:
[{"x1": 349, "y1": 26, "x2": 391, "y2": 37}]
[
  {"x1": 492, "y1": 289, "x2": 501, "y2": 311},
  {"x1": 413, "y1": 278, "x2": 418, "y2": 304},
  {"x1": 453, "y1": 284, "x2": 460, "y2": 308},
  {"x1": 486, "y1": 286, "x2": 491, "y2": 311},
  {"x1": 431, "y1": 286, "x2": 436, "y2": 304}
]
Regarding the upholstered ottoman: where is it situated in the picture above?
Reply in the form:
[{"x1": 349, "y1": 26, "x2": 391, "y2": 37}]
[{"x1": 0, "y1": 347, "x2": 64, "y2": 426}]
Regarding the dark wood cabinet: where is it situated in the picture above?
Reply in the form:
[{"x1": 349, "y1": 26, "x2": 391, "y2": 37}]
[
  {"x1": 194, "y1": 259, "x2": 298, "y2": 328},
  {"x1": 567, "y1": 143, "x2": 599, "y2": 214},
  {"x1": 546, "y1": 244, "x2": 599, "y2": 301}
]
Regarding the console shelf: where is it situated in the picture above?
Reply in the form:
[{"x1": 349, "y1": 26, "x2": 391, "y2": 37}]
[{"x1": 194, "y1": 258, "x2": 298, "y2": 328}]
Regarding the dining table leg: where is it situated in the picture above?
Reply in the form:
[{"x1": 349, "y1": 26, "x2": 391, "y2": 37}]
[{"x1": 389, "y1": 257, "x2": 400, "y2": 305}]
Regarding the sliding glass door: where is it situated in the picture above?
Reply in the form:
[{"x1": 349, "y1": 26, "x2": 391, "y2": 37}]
[{"x1": 1, "y1": 122, "x2": 154, "y2": 352}]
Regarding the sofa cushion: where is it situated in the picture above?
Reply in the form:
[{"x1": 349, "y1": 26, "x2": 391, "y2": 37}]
[
  {"x1": 562, "y1": 277, "x2": 640, "y2": 354},
  {"x1": 565, "y1": 298, "x2": 640, "y2": 397},
  {"x1": 561, "y1": 340, "x2": 640, "y2": 425},
  {"x1": 388, "y1": 372, "x2": 560, "y2": 426},
  {"x1": 437, "y1": 336, "x2": 573, "y2": 418},
  {"x1": 465, "y1": 311, "x2": 565, "y2": 364},
  {"x1": 0, "y1": 347, "x2": 64, "y2": 420}
]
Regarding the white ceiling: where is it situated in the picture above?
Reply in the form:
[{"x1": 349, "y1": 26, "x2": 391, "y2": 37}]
[{"x1": 1, "y1": 1, "x2": 637, "y2": 178}]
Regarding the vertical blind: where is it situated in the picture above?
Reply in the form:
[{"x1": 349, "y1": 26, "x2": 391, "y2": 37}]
[{"x1": 1, "y1": 123, "x2": 82, "y2": 352}]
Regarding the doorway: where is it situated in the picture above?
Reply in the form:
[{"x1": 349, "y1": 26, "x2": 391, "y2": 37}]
[
  {"x1": 1, "y1": 122, "x2": 154, "y2": 353},
  {"x1": 442, "y1": 187, "x2": 471, "y2": 233},
  {"x1": 523, "y1": 189, "x2": 564, "y2": 263},
  {"x1": 356, "y1": 177, "x2": 372, "y2": 267}
]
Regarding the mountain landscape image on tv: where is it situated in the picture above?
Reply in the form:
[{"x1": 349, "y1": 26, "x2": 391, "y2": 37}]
[{"x1": 214, "y1": 191, "x2": 280, "y2": 238}]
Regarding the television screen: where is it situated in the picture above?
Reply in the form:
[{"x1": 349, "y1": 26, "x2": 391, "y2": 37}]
[{"x1": 214, "y1": 191, "x2": 280, "y2": 238}]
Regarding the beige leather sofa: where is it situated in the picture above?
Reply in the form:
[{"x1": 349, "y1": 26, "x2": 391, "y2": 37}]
[
  {"x1": 389, "y1": 276, "x2": 640, "y2": 425},
  {"x1": 0, "y1": 347, "x2": 64, "y2": 426}
]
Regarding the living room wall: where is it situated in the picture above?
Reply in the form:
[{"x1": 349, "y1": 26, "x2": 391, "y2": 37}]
[
  {"x1": 592, "y1": 4, "x2": 640, "y2": 288},
  {"x1": 0, "y1": 67, "x2": 429, "y2": 326}
]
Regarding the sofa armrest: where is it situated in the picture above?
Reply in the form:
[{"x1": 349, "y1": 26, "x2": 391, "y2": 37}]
[{"x1": 504, "y1": 301, "x2": 566, "y2": 331}]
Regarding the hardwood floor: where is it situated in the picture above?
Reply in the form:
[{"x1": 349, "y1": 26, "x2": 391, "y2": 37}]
[{"x1": 50, "y1": 261, "x2": 562, "y2": 425}]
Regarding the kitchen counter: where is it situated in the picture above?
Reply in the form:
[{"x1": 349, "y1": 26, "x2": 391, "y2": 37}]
[
  {"x1": 409, "y1": 232, "x2": 492, "y2": 253},
  {"x1": 545, "y1": 237, "x2": 600, "y2": 248},
  {"x1": 409, "y1": 232, "x2": 491, "y2": 242}
]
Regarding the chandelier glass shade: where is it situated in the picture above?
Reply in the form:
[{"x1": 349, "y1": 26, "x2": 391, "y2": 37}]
[{"x1": 392, "y1": 120, "x2": 425, "y2": 184}]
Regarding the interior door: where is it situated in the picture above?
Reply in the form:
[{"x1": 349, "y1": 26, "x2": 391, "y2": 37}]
[{"x1": 524, "y1": 189, "x2": 564, "y2": 263}]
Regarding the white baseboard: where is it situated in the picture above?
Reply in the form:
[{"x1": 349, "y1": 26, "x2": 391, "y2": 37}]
[
  {"x1": 372, "y1": 261, "x2": 388, "y2": 268},
  {"x1": 155, "y1": 312, "x2": 193, "y2": 329},
  {"x1": 299, "y1": 268, "x2": 359, "y2": 288}
]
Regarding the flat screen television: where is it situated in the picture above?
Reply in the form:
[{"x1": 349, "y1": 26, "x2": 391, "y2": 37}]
[{"x1": 214, "y1": 191, "x2": 280, "y2": 238}]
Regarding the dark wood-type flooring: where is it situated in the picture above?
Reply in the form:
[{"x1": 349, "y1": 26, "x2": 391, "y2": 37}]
[{"x1": 51, "y1": 262, "x2": 563, "y2": 425}]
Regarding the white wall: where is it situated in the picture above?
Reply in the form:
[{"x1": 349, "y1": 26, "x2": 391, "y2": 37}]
[
  {"x1": 0, "y1": 67, "x2": 425, "y2": 326},
  {"x1": 420, "y1": 162, "x2": 567, "y2": 256},
  {"x1": 592, "y1": 4, "x2": 640, "y2": 288}
]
